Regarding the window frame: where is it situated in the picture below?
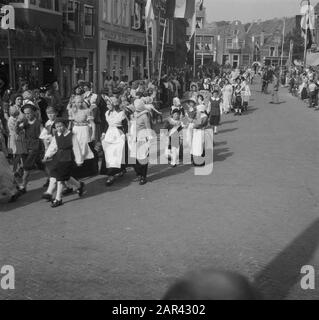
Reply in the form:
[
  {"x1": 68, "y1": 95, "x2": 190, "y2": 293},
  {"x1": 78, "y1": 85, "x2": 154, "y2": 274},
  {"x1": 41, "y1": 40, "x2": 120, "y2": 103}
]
[
  {"x1": 63, "y1": 0, "x2": 81, "y2": 33},
  {"x1": 83, "y1": 4, "x2": 95, "y2": 38}
]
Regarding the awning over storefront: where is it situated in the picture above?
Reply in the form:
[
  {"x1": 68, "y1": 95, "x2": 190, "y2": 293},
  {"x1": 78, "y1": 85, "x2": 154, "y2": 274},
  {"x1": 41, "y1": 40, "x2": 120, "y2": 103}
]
[{"x1": 306, "y1": 52, "x2": 319, "y2": 66}]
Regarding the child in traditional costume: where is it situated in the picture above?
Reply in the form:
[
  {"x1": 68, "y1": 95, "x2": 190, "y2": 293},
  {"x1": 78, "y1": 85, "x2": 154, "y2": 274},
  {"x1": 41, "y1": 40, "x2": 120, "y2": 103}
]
[
  {"x1": 163, "y1": 109, "x2": 184, "y2": 167},
  {"x1": 7, "y1": 105, "x2": 27, "y2": 175},
  {"x1": 234, "y1": 78, "x2": 243, "y2": 116},
  {"x1": 209, "y1": 90, "x2": 222, "y2": 135},
  {"x1": 241, "y1": 79, "x2": 251, "y2": 111},
  {"x1": 171, "y1": 97, "x2": 185, "y2": 117},
  {"x1": 131, "y1": 99, "x2": 153, "y2": 185},
  {"x1": 17, "y1": 104, "x2": 44, "y2": 194},
  {"x1": 191, "y1": 103, "x2": 209, "y2": 167},
  {"x1": 42, "y1": 118, "x2": 86, "y2": 208},
  {"x1": 39, "y1": 106, "x2": 58, "y2": 188},
  {"x1": 100, "y1": 97, "x2": 128, "y2": 186}
]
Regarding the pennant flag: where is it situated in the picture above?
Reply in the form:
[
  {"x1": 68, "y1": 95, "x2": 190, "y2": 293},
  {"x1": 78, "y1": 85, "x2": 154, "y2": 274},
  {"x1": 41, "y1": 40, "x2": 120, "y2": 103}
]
[{"x1": 174, "y1": 0, "x2": 196, "y2": 19}]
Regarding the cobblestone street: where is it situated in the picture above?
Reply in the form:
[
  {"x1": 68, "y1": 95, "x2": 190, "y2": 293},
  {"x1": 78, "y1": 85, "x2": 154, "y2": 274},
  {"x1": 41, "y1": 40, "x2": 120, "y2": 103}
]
[{"x1": 1, "y1": 82, "x2": 319, "y2": 300}]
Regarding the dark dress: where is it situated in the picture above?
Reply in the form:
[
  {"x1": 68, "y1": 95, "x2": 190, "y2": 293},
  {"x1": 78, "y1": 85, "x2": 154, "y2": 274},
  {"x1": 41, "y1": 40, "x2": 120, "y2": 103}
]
[
  {"x1": 50, "y1": 132, "x2": 74, "y2": 182},
  {"x1": 234, "y1": 86, "x2": 243, "y2": 110},
  {"x1": 209, "y1": 98, "x2": 221, "y2": 126},
  {"x1": 23, "y1": 119, "x2": 44, "y2": 171}
]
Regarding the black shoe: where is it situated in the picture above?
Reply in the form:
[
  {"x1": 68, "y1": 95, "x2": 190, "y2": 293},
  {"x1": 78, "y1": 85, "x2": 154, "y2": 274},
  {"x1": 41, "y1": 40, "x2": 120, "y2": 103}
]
[
  {"x1": 42, "y1": 179, "x2": 50, "y2": 189},
  {"x1": 62, "y1": 187, "x2": 74, "y2": 196},
  {"x1": 42, "y1": 193, "x2": 53, "y2": 202},
  {"x1": 139, "y1": 178, "x2": 147, "y2": 185},
  {"x1": 51, "y1": 199, "x2": 63, "y2": 208},
  {"x1": 8, "y1": 193, "x2": 19, "y2": 203},
  {"x1": 77, "y1": 182, "x2": 86, "y2": 197},
  {"x1": 105, "y1": 177, "x2": 115, "y2": 187},
  {"x1": 18, "y1": 187, "x2": 27, "y2": 195}
]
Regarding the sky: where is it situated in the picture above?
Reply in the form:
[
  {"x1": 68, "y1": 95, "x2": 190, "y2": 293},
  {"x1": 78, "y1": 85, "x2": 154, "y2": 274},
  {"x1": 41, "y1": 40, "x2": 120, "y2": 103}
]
[{"x1": 204, "y1": 0, "x2": 319, "y2": 23}]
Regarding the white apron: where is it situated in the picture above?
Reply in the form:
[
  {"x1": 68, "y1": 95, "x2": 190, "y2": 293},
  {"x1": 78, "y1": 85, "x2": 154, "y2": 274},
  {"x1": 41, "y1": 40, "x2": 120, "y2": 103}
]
[
  {"x1": 102, "y1": 127, "x2": 125, "y2": 169},
  {"x1": 102, "y1": 110, "x2": 126, "y2": 169},
  {"x1": 72, "y1": 125, "x2": 94, "y2": 163},
  {"x1": 128, "y1": 119, "x2": 150, "y2": 161},
  {"x1": 191, "y1": 129, "x2": 205, "y2": 157}
]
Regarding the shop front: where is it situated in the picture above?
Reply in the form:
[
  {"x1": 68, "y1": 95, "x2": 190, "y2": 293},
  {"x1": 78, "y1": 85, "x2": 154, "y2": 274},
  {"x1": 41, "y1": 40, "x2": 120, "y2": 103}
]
[
  {"x1": 99, "y1": 27, "x2": 146, "y2": 88},
  {"x1": 60, "y1": 49, "x2": 96, "y2": 99}
]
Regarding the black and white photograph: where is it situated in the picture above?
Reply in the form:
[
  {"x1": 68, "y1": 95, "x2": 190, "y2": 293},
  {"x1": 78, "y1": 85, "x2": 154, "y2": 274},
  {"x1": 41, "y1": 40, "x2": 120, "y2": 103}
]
[{"x1": 0, "y1": 0, "x2": 319, "y2": 305}]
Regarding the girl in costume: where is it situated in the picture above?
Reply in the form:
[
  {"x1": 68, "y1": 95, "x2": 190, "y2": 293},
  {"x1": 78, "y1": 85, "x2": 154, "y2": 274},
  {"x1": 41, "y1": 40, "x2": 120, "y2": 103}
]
[{"x1": 42, "y1": 118, "x2": 86, "y2": 208}]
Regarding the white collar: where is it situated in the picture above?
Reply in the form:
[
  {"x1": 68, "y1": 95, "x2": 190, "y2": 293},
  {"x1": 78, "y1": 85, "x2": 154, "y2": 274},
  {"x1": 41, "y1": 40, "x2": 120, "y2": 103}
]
[{"x1": 57, "y1": 130, "x2": 71, "y2": 137}]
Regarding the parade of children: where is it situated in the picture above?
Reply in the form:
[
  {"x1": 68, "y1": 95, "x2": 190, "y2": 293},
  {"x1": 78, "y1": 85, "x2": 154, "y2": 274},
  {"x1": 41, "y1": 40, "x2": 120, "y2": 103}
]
[{"x1": 0, "y1": 68, "x2": 254, "y2": 207}]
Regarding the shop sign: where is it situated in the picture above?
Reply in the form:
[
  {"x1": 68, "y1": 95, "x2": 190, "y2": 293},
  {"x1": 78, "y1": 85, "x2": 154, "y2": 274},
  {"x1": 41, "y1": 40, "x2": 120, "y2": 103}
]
[
  {"x1": 102, "y1": 29, "x2": 146, "y2": 46},
  {"x1": 1, "y1": 5, "x2": 15, "y2": 30}
]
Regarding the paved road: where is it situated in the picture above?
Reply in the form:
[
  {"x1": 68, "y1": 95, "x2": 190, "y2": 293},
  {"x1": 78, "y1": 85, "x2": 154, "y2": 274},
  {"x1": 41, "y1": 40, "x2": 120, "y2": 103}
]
[{"x1": 1, "y1": 80, "x2": 319, "y2": 300}]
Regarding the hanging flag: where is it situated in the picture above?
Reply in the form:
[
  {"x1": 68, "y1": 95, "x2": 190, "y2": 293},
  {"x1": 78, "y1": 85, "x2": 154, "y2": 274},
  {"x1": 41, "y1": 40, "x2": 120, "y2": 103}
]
[
  {"x1": 189, "y1": 9, "x2": 196, "y2": 38},
  {"x1": 186, "y1": 40, "x2": 191, "y2": 51},
  {"x1": 132, "y1": 0, "x2": 141, "y2": 30},
  {"x1": 174, "y1": 0, "x2": 196, "y2": 19},
  {"x1": 199, "y1": 0, "x2": 204, "y2": 11},
  {"x1": 288, "y1": 40, "x2": 294, "y2": 64},
  {"x1": 255, "y1": 40, "x2": 260, "y2": 51},
  {"x1": 301, "y1": 1, "x2": 315, "y2": 49},
  {"x1": 145, "y1": 0, "x2": 154, "y2": 29}
]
